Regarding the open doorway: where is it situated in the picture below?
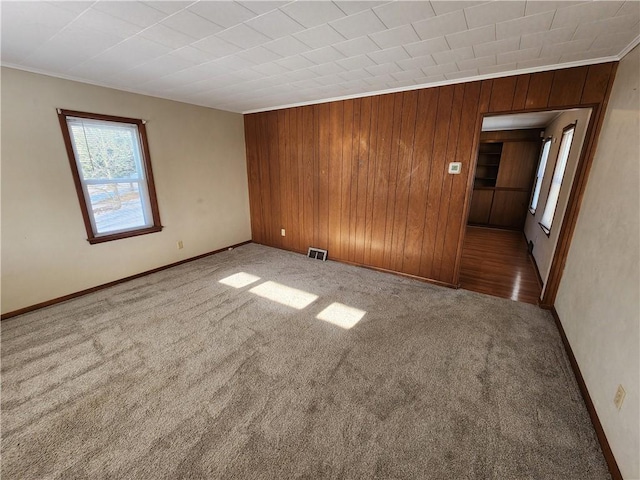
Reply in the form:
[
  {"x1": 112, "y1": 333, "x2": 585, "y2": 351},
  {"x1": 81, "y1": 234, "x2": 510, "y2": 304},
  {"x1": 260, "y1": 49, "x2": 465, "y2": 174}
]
[{"x1": 460, "y1": 108, "x2": 592, "y2": 304}]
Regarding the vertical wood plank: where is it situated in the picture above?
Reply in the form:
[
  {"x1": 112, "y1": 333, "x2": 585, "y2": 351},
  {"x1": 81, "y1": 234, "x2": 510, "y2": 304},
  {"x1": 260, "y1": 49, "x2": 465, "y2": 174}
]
[
  {"x1": 257, "y1": 112, "x2": 273, "y2": 246},
  {"x1": 402, "y1": 88, "x2": 438, "y2": 275},
  {"x1": 301, "y1": 106, "x2": 315, "y2": 250},
  {"x1": 548, "y1": 66, "x2": 589, "y2": 107},
  {"x1": 278, "y1": 110, "x2": 289, "y2": 250},
  {"x1": 328, "y1": 101, "x2": 344, "y2": 259},
  {"x1": 369, "y1": 94, "x2": 395, "y2": 268},
  {"x1": 340, "y1": 100, "x2": 354, "y2": 261},
  {"x1": 382, "y1": 92, "x2": 405, "y2": 270},
  {"x1": 419, "y1": 85, "x2": 454, "y2": 279},
  {"x1": 489, "y1": 76, "x2": 517, "y2": 112},
  {"x1": 363, "y1": 96, "x2": 380, "y2": 265},
  {"x1": 354, "y1": 97, "x2": 372, "y2": 264},
  {"x1": 432, "y1": 84, "x2": 465, "y2": 279},
  {"x1": 511, "y1": 74, "x2": 530, "y2": 110},
  {"x1": 348, "y1": 98, "x2": 362, "y2": 262},
  {"x1": 524, "y1": 71, "x2": 554, "y2": 109},
  {"x1": 289, "y1": 108, "x2": 300, "y2": 252},
  {"x1": 317, "y1": 103, "x2": 331, "y2": 250},
  {"x1": 268, "y1": 111, "x2": 282, "y2": 248},
  {"x1": 390, "y1": 91, "x2": 419, "y2": 272},
  {"x1": 581, "y1": 63, "x2": 614, "y2": 104}
]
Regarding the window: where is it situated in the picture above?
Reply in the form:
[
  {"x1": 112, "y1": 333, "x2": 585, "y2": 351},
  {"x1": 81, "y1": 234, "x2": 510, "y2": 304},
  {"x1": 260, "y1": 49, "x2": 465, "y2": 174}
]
[
  {"x1": 529, "y1": 137, "x2": 552, "y2": 214},
  {"x1": 539, "y1": 124, "x2": 576, "y2": 235},
  {"x1": 58, "y1": 110, "x2": 162, "y2": 244}
]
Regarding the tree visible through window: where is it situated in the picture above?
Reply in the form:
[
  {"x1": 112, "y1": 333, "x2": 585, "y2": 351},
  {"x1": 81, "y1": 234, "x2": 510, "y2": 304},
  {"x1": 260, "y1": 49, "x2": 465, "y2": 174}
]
[{"x1": 58, "y1": 110, "x2": 162, "y2": 243}]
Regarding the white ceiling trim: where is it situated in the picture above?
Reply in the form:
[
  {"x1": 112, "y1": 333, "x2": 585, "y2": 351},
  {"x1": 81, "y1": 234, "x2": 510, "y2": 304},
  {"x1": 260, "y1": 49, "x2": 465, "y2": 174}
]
[{"x1": 241, "y1": 54, "x2": 620, "y2": 114}]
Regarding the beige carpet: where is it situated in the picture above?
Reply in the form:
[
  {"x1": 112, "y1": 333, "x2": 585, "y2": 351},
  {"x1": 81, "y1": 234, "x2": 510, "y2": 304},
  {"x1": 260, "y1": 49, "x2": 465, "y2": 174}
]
[{"x1": 1, "y1": 243, "x2": 609, "y2": 479}]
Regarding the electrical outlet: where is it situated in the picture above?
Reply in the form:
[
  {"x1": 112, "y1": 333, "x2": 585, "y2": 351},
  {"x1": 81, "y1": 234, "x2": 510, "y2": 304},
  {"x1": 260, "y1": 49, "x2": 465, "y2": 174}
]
[
  {"x1": 177, "y1": 240, "x2": 184, "y2": 250},
  {"x1": 614, "y1": 385, "x2": 626, "y2": 410},
  {"x1": 281, "y1": 228, "x2": 286, "y2": 237}
]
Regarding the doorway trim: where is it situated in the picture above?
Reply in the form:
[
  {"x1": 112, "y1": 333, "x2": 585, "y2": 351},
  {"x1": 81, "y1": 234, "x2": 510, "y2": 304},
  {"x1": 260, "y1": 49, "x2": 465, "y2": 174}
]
[{"x1": 454, "y1": 64, "x2": 619, "y2": 308}]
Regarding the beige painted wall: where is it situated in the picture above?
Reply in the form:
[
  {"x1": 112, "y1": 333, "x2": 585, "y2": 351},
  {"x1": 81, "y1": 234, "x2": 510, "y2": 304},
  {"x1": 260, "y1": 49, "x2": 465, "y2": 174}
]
[
  {"x1": 1, "y1": 67, "x2": 251, "y2": 314},
  {"x1": 556, "y1": 47, "x2": 639, "y2": 478},
  {"x1": 524, "y1": 108, "x2": 591, "y2": 289}
]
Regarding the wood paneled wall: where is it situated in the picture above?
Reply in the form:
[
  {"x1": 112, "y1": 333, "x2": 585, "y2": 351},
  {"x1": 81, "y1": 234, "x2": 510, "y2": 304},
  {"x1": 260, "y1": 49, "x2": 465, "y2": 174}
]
[{"x1": 244, "y1": 63, "x2": 616, "y2": 288}]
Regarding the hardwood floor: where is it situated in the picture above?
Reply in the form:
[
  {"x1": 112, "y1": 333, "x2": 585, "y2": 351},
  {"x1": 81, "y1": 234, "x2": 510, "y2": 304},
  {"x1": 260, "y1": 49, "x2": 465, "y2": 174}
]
[{"x1": 460, "y1": 226, "x2": 542, "y2": 304}]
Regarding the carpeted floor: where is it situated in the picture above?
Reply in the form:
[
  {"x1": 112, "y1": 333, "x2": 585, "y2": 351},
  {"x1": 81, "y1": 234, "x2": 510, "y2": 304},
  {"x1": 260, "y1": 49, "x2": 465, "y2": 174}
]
[{"x1": 1, "y1": 243, "x2": 609, "y2": 479}]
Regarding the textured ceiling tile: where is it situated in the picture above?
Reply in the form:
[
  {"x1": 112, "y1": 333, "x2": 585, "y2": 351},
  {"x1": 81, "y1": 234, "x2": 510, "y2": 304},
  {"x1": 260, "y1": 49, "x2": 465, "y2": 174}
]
[
  {"x1": 404, "y1": 36, "x2": 450, "y2": 58},
  {"x1": 495, "y1": 11, "x2": 554, "y2": 40},
  {"x1": 464, "y1": 1, "x2": 525, "y2": 29},
  {"x1": 591, "y1": 31, "x2": 639, "y2": 50},
  {"x1": 551, "y1": 1, "x2": 625, "y2": 29},
  {"x1": 431, "y1": 1, "x2": 488, "y2": 16},
  {"x1": 572, "y1": 15, "x2": 640, "y2": 40},
  {"x1": 141, "y1": 1, "x2": 189, "y2": 16},
  {"x1": 432, "y1": 46, "x2": 474, "y2": 64},
  {"x1": 281, "y1": 1, "x2": 346, "y2": 28},
  {"x1": 445, "y1": 67, "x2": 478, "y2": 80},
  {"x1": 330, "y1": 9, "x2": 387, "y2": 39},
  {"x1": 139, "y1": 24, "x2": 195, "y2": 49},
  {"x1": 519, "y1": 27, "x2": 575, "y2": 50},
  {"x1": 478, "y1": 62, "x2": 518, "y2": 75},
  {"x1": 92, "y1": 1, "x2": 167, "y2": 28},
  {"x1": 473, "y1": 37, "x2": 520, "y2": 58},
  {"x1": 334, "y1": 1, "x2": 388, "y2": 16},
  {"x1": 336, "y1": 54, "x2": 377, "y2": 70},
  {"x1": 187, "y1": 2, "x2": 257, "y2": 28},
  {"x1": 239, "y1": 1, "x2": 289, "y2": 15},
  {"x1": 245, "y1": 9, "x2": 306, "y2": 39},
  {"x1": 524, "y1": 1, "x2": 586, "y2": 16},
  {"x1": 236, "y1": 46, "x2": 283, "y2": 65},
  {"x1": 302, "y1": 46, "x2": 346, "y2": 64},
  {"x1": 370, "y1": 25, "x2": 420, "y2": 49},
  {"x1": 412, "y1": 10, "x2": 467, "y2": 40},
  {"x1": 396, "y1": 54, "x2": 436, "y2": 70},
  {"x1": 541, "y1": 38, "x2": 594, "y2": 58},
  {"x1": 192, "y1": 35, "x2": 242, "y2": 57},
  {"x1": 334, "y1": 36, "x2": 381, "y2": 56},
  {"x1": 421, "y1": 62, "x2": 459, "y2": 76},
  {"x1": 293, "y1": 24, "x2": 346, "y2": 49},
  {"x1": 368, "y1": 46, "x2": 411, "y2": 64},
  {"x1": 365, "y1": 62, "x2": 402, "y2": 76},
  {"x1": 275, "y1": 55, "x2": 316, "y2": 71},
  {"x1": 446, "y1": 24, "x2": 495, "y2": 49},
  {"x1": 264, "y1": 36, "x2": 312, "y2": 57},
  {"x1": 457, "y1": 54, "x2": 496, "y2": 71},
  {"x1": 373, "y1": 1, "x2": 436, "y2": 28},
  {"x1": 217, "y1": 24, "x2": 272, "y2": 49},
  {"x1": 497, "y1": 47, "x2": 541, "y2": 64},
  {"x1": 161, "y1": 11, "x2": 224, "y2": 40}
]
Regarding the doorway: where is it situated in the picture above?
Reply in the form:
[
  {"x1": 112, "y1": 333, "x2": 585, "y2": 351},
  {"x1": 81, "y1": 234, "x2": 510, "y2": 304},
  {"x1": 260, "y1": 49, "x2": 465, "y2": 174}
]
[{"x1": 460, "y1": 108, "x2": 593, "y2": 304}]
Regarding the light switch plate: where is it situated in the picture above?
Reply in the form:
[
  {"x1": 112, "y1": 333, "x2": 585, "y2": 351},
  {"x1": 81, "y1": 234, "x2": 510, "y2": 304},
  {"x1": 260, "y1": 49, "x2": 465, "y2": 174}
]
[{"x1": 448, "y1": 162, "x2": 462, "y2": 174}]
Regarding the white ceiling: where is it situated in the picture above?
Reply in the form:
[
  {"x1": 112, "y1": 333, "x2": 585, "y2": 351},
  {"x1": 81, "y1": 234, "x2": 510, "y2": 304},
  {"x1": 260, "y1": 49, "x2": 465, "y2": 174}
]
[
  {"x1": 2, "y1": 1, "x2": 639, "y2": 114},
  {"x1": 482, "y1": 109, "x2": 569, "y2": 130}
]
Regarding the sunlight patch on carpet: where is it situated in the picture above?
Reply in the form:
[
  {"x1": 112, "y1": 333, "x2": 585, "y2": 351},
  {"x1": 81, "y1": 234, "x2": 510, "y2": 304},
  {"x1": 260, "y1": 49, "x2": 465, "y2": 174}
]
[
  {"x1": 316, "y1": 302, "x2": 366, "y2": 329},
  {"x1": 249, "y1": 281, "x2": 318, "y2": 309},
  {"x1": 219, "y1": 272, "x2": 261, "y2": 288}
]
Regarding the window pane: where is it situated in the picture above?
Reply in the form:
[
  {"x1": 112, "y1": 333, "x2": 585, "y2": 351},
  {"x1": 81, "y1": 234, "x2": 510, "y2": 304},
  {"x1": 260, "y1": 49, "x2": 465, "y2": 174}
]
[
  {"x1": 88, "y1": 182, "x2": 150, "y2": 234},
  {"x1": 530, "y1": 139, "x2": 552, "y2": 213},
  {"x1": 67, "y1": 118, "x2": 144, "y2": 182},
  {"x1": 540, "y1": 127, "x2": 575, "y2": 232}
]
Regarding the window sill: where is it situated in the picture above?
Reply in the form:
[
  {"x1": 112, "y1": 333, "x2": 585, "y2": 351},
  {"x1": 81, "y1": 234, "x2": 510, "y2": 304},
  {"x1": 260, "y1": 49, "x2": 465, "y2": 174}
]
[{"x1": 88, "y1": 225, "x2": 163, "y2": 244}]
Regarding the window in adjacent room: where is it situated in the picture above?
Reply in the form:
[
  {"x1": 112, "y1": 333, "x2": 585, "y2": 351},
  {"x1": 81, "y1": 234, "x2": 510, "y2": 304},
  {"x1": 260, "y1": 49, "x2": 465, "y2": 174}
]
[
  {"x1": 58, "y1": 110, "x2": 162, "y2": 244},
  {"x1": 529, "y1": 137, "x2": 552, "y2": 214},
  {"x1": 539, "y1": 123, "x2": 576, "y2": 235}
]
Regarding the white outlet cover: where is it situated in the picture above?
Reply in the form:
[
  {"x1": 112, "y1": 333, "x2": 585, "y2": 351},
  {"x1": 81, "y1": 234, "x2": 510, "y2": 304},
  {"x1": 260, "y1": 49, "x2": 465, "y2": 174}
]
[{"x1": 448, "y1": 162, "x2": 462, "y2": 174}]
